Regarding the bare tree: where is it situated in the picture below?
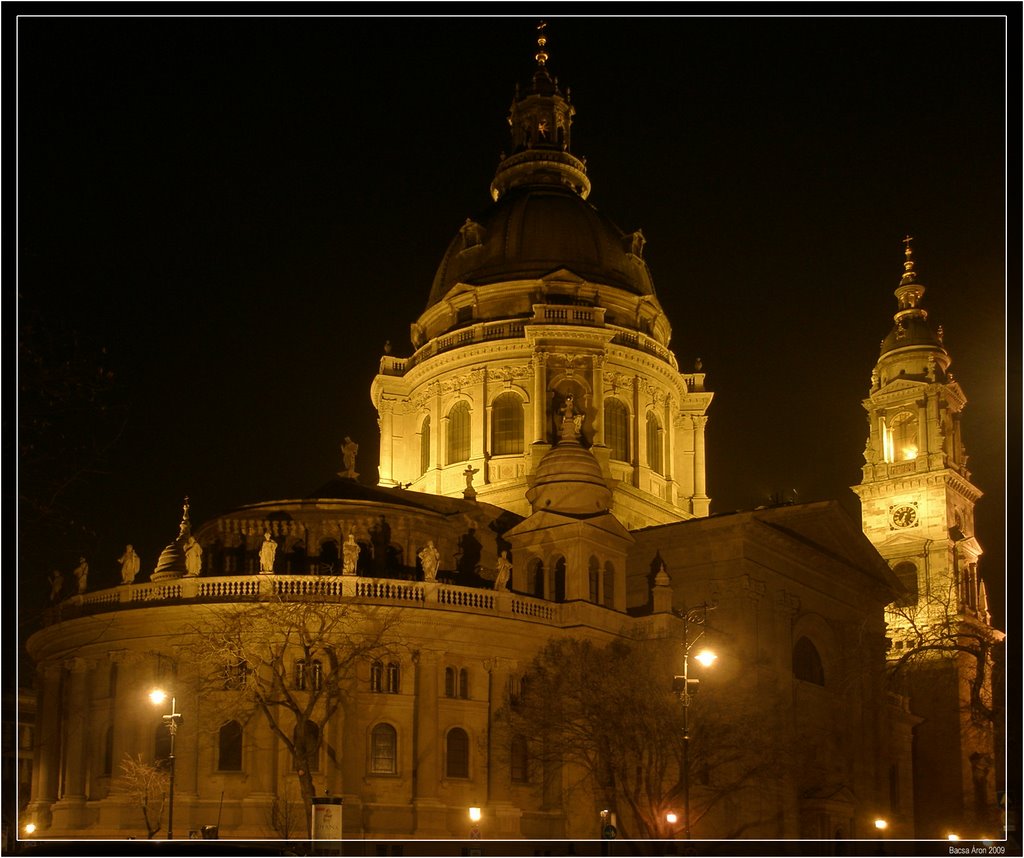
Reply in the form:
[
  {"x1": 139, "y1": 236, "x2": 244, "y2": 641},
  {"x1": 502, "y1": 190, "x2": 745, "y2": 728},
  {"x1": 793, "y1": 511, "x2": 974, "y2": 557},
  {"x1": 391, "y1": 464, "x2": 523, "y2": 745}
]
[
  {"x1": 116, "y1": 753, "x2": 168, "y2": 839},
  {"x1": 500, "y1": 635, "x2": 788, "y2": 839},
  {"x1": 184, "y1": 595, "x2": 402, "y2": 836}
]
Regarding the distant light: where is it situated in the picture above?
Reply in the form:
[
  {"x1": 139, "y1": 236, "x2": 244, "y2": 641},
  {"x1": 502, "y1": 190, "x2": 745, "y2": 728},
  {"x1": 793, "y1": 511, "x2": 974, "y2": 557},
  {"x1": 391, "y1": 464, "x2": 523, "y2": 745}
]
[
  {"x1": 694, "y1": 649, "x2": 717, "y2": 667},
  {"x1": 468, "y1": 807, "x2": 482, "y2": 822},
  {"x1": 948, "y1": 834, "x2": 960, "y2": 841},
  {"x1": 23, "y1": 823, "x2": 36, "y2": 835},
  {"x1": 666, "y1": 812, "x2": 678, "y2": 824},
  {"x1": 149, "y1": 689, "x2": 168, "y2": 705},
  {"x1": 874, "y1": 818, "x2": 888, "y2": 830},
  {"x1": 902, "y1": 446, "x2": 918, "y2": 461}
]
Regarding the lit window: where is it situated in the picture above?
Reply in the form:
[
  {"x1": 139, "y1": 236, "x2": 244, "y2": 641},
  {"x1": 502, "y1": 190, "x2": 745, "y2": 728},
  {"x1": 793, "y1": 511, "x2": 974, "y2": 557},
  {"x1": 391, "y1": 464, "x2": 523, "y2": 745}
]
[
  {"x1": 491, "y1": 393, "x2": 525, "y2": 456},
  {"x1": 881, "y1": 410, "x2": 918, "y2": 463},
  {"x1": 218, "y1": 720, "x2": 243, "y2": 772},
  {"x1": 646, "y1": 412, "x2": 663, "y2": 474},
  {"x1": 370, "y1": 723, "x2": 397, "y2": 774},
  {"x1": 604, "y1": 399, "x2": 630, "y2": 462},
  {"x1": 446, "y1": 728, "x2": 469, "y2": 778},
  {"x1": 447, "y1": 401, "x2": 471, "y2": 464}
]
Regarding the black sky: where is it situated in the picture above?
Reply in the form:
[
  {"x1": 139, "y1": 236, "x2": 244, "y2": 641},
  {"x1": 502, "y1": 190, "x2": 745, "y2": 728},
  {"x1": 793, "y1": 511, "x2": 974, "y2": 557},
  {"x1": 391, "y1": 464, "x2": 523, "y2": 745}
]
[{"x1": 15, "y1": 12, "x2": 1012, "y2": 637}]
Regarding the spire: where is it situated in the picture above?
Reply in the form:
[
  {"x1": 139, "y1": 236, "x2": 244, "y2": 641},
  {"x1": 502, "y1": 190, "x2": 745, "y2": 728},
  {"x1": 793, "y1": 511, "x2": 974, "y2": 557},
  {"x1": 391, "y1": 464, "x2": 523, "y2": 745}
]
[
  {"x1": 900, "y1": 234, "x2": 918, "y2": 286},
  {"x1": 490, "y1": 22, "x2": 590, "y2": 201},
  {"x1": 876, "y1": 237, "x2": 948, "y2": 366}
]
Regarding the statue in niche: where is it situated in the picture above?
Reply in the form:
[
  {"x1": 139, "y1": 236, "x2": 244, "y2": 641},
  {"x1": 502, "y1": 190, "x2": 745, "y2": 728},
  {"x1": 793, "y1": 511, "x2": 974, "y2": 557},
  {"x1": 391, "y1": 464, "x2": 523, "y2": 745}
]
[
  {"x1": 559, "y1": 394, "x2": 583, "y2": 441},
  {"x1": 338, "y1": 436, "x2": 360, "y2": 480},
  {"x1": 259, "y1": 531, "x2": 278, "y2": 574},
  {"x1": 48, "y1": 569, "x2": 64, "y2": 602},
  {"x1": 494, "y1": 551, "x2": 512, "y2": 591},
  {"x1": 118, "y1": 544, "x2": 141, "y2": 584},
  {"x1": 73, "y1": 557, "x2": 89, "y2": 594},
  {"x1": 463, "y1": 464, "x2": 479, "y2": 499},
  {"x1": 342, "y1": 530, "x2": 360, "y2": 576},
  {"x1": 418, "y1": 540, "x2": 440, "y2": 582},
  {"x1": 183, "y1": 536, "x2": 203, "y2": 577}
]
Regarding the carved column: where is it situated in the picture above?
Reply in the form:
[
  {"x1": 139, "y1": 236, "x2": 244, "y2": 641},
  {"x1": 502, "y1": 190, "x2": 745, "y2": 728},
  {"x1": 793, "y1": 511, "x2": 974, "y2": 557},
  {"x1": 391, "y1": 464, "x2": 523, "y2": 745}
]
[
  {"x1": 917, "y1": 397, "x2": 929, "y2": 459},
  {"x1": 631, "y1": 376, "x2": 641, "y2": 486},
  {"x1": 693, "y1": 415, "x2": 709, "y2": 500},
  {"x1": 592, "y1": 355, "x2": 605, "y2": 445},
  {"x1": 471, "y1": 369, "x2": 486, "y2": 460},
  {"x1": 532, "y1": 352, "x2": 547, "y2": 442},
  {"x1": 62, "y1": 657, "x2": 92, "y2": 799},
  {"x1": 29, "y1": 662, "x2": 63, "y2": 812},
  {"x1": 378, "y1": 400, "x2": 395, "y2": 486},
  {"x1": 412, "y1": 650, "x2": 447, "y2": 835}
]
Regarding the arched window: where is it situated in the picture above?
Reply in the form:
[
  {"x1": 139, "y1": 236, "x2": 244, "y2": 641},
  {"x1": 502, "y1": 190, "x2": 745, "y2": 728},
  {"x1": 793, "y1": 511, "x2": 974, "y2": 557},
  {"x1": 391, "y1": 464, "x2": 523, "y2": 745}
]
[
  {"x1": 588, "y1": 556, "x2": 600, "y2": 603},
  {"x1": 510, "y1": 736, "x2": 529, "y2": 783},
  {"x1": 420, "y1": 416, "x2": 431, "y2": 475},
  {"x1": 553, "y1": 556, "x2": 566, "y2": 602},
  {"x1": 295, "y1": 659, "x2": 323, "y2": 691},
  {"x1": 446, "y1": 728, "x2": 469, "y2": 778},
  {"x1": 528, "y1": 558, "x2": 545, "y2": 599},
  {"x1": 459, "y1": 668, "x2": 470, "y2": 700},
  {"x1": 218, "y1": 720, "x2": 243, "y2": 772},
  {"x1": 881, "y1": 410, "x2": 918, "y2": 463},
  {"x1": 892, "y1": 562, "x2": 919, "y2": 607},
  {"x1": 646, "y1": 412, "x2": 663, "y2": 474},
  {"x1": 447, "y1": 401, "x2": 471, "y2": 464},
  {"x1": 793, "y1": 636, "x2": 825, "y2": 686},
  {"x1": 604, "y1": 398, "x2": 630, "y2": 462},
  {"x1": 370, "y1": 661, "x2": 384, "y2": 693},
  {"x1": 387, "y1": 662, "x2": 401, "y2": 694},
  {"x1": 445, "y1": 667, "x2": 456, "y2": 698},
  {"x1": 491, "y1": 393, "x2": 525, "y2": 456},
  {"x1": 370, "y1": 723, "x2": 397, "y2": 774},
  {"x1": 603, "y1": 561, "x2": 615, "y2": 609}
]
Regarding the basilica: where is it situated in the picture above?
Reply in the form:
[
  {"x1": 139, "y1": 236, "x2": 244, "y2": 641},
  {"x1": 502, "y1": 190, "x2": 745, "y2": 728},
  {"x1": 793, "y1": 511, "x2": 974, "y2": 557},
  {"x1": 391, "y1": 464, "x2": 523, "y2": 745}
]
[{"x1": 22, "y1": 29, "x2": 1001, "y2": 846}]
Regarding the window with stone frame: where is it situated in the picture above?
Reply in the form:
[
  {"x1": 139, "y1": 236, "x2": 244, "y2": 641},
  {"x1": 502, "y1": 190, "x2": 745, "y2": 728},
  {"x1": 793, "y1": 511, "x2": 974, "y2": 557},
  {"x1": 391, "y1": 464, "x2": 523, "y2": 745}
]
[
  {"x1": 491, "y1": 392, "x2": 525, "y2": 456},
  {"x1": 218, "y1": 720, "x2": 243, "y2": 771},
  {"x1": 445, "y1": 727, "x2": 469, "y2": 778},
  {"x1": 604, "y1": 398, "x2": 630, "y2": 462},
  {"x1": 370, "y1": 723, "x2": 397, "y2": 775},
  {"x1": 447, "y1": 401, "x2": 471, "y2": 464}
]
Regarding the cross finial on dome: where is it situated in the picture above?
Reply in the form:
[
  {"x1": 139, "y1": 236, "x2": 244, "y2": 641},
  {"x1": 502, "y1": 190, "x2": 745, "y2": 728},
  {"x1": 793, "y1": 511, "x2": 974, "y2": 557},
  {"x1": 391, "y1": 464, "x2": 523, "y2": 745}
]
[
  {"x1": 178, "y1": 496, "x2": 192, "y2": 540},
  {"x1": 900, "y1": 234, "x2": 917, "y2": 286},
  {"x1": 535, "y1": 21, "x2": 549, "y2": 66}
]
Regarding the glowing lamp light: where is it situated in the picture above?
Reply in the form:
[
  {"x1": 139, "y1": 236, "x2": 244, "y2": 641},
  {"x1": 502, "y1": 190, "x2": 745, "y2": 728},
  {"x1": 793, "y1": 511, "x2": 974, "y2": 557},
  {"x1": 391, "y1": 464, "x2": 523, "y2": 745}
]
[
  {"x1": 694, "y1": 649, "x2": 717, "y2": 668},
  {"x1": 948, "y1": 834, "x2": 960, "y2": 841},
  {"x1": 902, "y1": 446, "x2": 918, "y2": 461},
  {"x1": 874, "y1": 818, "x2": 888, "y2": 830},
  {"x1": 468, "y1": 807, "x2": 482, "y2": 823},
  {"x1": 666, "y1": 812, "x2": 678, "y2": 824},
  {"x1": 23, "y1": 823, "x2": 36, "y2": 835},
  {"x1": 149, "y1": 688, "x2": 168, "y2": 706}
]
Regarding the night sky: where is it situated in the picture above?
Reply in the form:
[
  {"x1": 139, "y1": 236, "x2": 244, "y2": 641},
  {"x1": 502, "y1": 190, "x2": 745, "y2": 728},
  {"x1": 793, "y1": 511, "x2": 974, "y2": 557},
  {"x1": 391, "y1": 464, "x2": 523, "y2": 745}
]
[{"x1": 16, "y1": 13, "x2": 1011, "y2": 645}]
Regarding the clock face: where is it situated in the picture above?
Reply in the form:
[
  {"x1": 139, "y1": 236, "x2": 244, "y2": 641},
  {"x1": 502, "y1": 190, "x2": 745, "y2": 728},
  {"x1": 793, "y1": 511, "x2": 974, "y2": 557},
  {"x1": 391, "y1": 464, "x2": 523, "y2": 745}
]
[{"x1": 890, "y1": 504, "x2": 918, "y2": 529}]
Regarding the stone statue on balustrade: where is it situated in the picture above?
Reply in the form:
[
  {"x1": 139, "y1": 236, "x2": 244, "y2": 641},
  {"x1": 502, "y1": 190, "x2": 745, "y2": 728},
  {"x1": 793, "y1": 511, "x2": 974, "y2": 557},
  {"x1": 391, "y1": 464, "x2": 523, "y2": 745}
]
[
  {"x1": 184, "y1": 536, "x2": 203, "y2": 577},
  {"x1": 73, "y1": 557, "x2": 89, "y2": 594},
  {"x1": 259, "y1": 531, "x2": 278, "y2": 574},
  {"x1": 463, "y1": 464, "x2": 479, "y2": 500},
  {"x1": 119, "y1": 544, "x2": 141, "y2": 584},
  {"x1": 494, "y1": 551, "x2": 512, "y2": 591},
  {"x1": 418, "y1": 540, "x2": 440, "y2": 582},
  {"x1": 342, "y1": 530, "x2": 360, "y2": 576},
  {"x1": 48, "y1": 569, "x2": 64, "y2": 602},
  {"x1": 338, "y1": 436, "x2": 360, "y2": 480}
]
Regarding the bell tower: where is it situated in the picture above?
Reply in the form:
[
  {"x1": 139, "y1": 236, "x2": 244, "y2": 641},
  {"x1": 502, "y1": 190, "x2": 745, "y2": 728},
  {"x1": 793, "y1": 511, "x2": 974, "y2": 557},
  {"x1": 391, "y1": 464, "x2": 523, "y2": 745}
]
[{"x1": 851, "y1": 238, "x2": 1001, "y2": 839}]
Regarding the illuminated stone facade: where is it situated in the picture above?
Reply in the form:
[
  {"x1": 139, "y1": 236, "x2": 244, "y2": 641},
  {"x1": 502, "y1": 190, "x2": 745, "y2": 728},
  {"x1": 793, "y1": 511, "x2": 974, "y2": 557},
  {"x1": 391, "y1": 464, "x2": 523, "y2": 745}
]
[{"x1": 20, "y1": 34, "x2": 999, "y2": 847}]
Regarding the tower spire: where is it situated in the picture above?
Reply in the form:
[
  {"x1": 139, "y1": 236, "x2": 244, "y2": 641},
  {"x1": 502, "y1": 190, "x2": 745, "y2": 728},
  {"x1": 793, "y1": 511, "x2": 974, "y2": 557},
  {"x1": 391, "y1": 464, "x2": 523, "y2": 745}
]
[
  {"x1": 900, "y1": 234, "x2": 917, "y2": 285},
  {"x1": 535, "y1": 20, "x2": 549, "y2": 67}
]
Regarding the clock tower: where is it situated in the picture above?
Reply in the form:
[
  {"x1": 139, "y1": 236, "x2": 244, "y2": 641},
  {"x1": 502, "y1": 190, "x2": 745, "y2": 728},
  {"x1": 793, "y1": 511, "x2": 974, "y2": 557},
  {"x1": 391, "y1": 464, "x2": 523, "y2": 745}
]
[{"x1": 852, "y1": 238, "x2": 1001, "y2": 839}]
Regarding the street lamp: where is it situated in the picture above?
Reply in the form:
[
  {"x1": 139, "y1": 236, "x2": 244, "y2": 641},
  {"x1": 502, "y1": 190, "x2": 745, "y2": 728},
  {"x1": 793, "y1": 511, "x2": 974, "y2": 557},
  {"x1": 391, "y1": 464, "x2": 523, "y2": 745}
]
[
  {"x1": 672, "y1": 601, "x2": 717, "y2": 840},
  {"x1": 149, "y1": 689, "x2": 182, "y2": 839},
  {"x1": 468, "y1": 806, "x2": 482, "y2": 840}
]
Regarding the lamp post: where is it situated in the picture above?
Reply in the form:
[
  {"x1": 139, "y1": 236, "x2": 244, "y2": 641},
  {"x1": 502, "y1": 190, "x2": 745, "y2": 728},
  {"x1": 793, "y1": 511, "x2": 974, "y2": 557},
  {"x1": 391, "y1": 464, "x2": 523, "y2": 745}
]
[
  {"x1": 149, "y1": 689, "x2": 182, "y2": 839},
  {"x1": 672, "y1": 602, "x2": 717, "y2": 840}
]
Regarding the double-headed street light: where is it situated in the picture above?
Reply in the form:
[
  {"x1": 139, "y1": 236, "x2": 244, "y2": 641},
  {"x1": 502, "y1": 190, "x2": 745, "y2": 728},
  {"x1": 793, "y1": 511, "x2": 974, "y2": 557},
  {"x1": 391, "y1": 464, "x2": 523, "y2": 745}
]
[
  {"x1": 149, "y1": 689, "x2": 182, "y2": 839},
  {"x1": 672, "y1": 601, "x2": 718, "y2": 840}
]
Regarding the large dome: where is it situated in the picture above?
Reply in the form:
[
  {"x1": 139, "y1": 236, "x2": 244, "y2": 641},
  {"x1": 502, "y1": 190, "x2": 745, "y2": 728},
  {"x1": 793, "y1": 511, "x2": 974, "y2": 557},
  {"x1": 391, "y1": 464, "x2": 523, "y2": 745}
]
[{"x1": 426, "y1": 184, "x2": 655, "y2": 310}]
